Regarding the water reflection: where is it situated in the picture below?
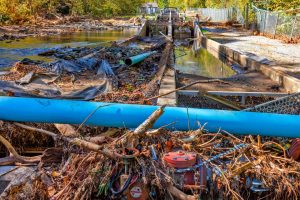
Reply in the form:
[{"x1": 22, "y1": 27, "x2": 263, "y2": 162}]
[{"x1": 175, "y1": 41, "x2": 235, "y2": 78}]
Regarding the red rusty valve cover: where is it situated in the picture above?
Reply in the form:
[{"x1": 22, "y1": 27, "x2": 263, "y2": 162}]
[
  {"x1": 163, "y1": 150, "x2": 197, "y2": 168},
  {"x1": 288, "y1": 138, "x2": 300, "y2": 160}
]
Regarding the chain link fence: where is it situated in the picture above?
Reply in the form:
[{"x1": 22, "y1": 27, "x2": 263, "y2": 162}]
[
  {"x1": 186, "y1": 8, "x2": 244, "y2": 23},
  {"x1": 252, "y1": 5, "x2": 300, "y2": 40},
  {"x1": 244, "y1": 92, "x2": 300, "y2": 115},
  {"x1": 177, "y1": 90, "x2": 300, "y2": 115}
]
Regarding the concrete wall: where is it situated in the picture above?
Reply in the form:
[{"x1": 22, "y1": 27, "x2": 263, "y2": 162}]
[
  {"x1": 137, "y1": 20, "x2": 148, "y2": 37},
  {"x1": 197, "y1": 36, "x2": 300, "y2": 92}
]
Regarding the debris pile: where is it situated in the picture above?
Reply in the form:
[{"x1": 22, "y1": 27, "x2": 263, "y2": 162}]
[
  {"x1": 0, "y1": 25, "x2": 299, "y2": 200},
  {"x1": 0, "y1": 106, "x2": 299, "y2": 200},
  {"x1": 0, "y1": 41, "x2": 163, "y2": 102}
]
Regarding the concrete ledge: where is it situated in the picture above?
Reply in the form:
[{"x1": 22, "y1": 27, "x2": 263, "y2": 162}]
[
  {"x1": 157, "y1": 68, "x2": 177, "y2": 106},
  {"x1": 198, "y1": 36, "x2": 300, "y2": 93}
]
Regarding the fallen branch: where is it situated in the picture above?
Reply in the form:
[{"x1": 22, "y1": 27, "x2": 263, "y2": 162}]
[
  {"x1": 202, "y1": 93, "x2": 242, "y2": 110},
  {"x1": 13, "y1": 123, "x2": 115, "y2": 159},
  {"x1": 134, "y1": 105, "x2": 166, "y2": 135},
  {"x1": 84, "y1": 136, "x2": 114, "y2": 145},
  {"x1": 54, "y1": 124, "x2": 78, "y2": 137},
  {"x1": 75, "y1": 104, "x2": 110, "y2": 135},
  {"x1": 117, "y1": 106, "x2": 166, "y2": 147},
  {"x1": 146, "y1": 79, "x2": 226, "y2": 101},
  {"x1": 167, "y1": 184, "x2": 197, "y2": 200},
  {"x1": 0, "y1": 134, "x2": 41, "y2": 165}
]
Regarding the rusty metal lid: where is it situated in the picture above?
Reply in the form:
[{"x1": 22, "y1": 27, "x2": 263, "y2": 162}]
[
  {"x1": 289, "y1": 138, "x2": 300, "y2": 160},
  {"x1": 163, "y1": 150, "x2": 196, "y2": 168}
]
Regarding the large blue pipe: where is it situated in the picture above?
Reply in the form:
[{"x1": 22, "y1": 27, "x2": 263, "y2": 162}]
[{"x1": 0, "y1": 96, "x2": 299, "y2": 137}]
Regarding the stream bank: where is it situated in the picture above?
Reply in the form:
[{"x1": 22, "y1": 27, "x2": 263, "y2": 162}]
[{"x1": 0, "y1": 16, "x2": 143, "y2": 41}]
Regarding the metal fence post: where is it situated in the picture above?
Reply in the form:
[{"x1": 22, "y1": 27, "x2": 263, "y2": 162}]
[
  {"x1": 273, "y1": 12, "x2": 279, "y2": 38},
  {"x1": 263, "y1": 10, "x2": 267, "y2": 34},
  {"x1": 245, "y1": 3, "x2": 249, "y2": 29},
  {"x1": 290, "y1": 15, "x2": 297, "y2": 40}
]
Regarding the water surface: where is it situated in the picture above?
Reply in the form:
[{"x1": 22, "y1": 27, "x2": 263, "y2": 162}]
[
  {"x1": 175, "y1": 46, "x2": 235, "y2": 78},
  {"x1": 0, "y1": 29, "x2": 136, "y2": 68}
]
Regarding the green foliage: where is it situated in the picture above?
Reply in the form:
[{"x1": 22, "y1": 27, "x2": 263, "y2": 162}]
[
  {"x1": 0, "y1": 0, "x2": 145, "y2": 24},
  {"x1": 254, "y1": 0, "x2": 299, "y2": 11},
  {"x1": 185, "y1": 0, "x2": 206, "y2": 8},
  {"x1": 0, "y1": 0, "x2": 297, "y2": 24},
  {"x1": 158, "y1": 0, "x2": 169, "y2": 8}
]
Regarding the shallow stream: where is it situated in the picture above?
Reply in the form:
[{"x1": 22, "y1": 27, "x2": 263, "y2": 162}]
[{"x1": 0, "y1": 29, "x2": 136, "y2": 68}]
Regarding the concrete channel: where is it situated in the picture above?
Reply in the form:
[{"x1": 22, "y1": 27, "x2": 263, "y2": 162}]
[
  {"x1": 196, "y1": 33, "x2": 300, "y2": 93},
  {"x1": 137, "y1": 9, "x2": 298, "y2": 108}
]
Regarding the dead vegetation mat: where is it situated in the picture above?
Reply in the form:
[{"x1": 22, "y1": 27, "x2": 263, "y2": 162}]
[{"x1": 0, "y1": 106, "x2": 299, "y2": 200}]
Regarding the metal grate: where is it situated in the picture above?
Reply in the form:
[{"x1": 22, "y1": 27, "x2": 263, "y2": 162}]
[
  {"x1": 244, "y1": 92, "x2": 300, "y2": 115},
  {"x1": 177, "y1": 94, "x2": 232, "y2": 110}
]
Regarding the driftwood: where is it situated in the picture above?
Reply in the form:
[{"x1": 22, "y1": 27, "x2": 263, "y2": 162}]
[
  {"x1": 0, "y1": 134, "x2": 41, "y2": 165},
  {"x1": 40, "y1": 147, "x2": 64, "y2": 166},
  {"x1": 119, "y1": 106, "x2": 166, "y2": 148},
  {"x1": 167, "y1": 184, "x2": 197, "y2": 200},
  {"x1": 54, "y1": 124, "x2": 78, "y2": 137},
  {"x1": 13, "y1": 106, "x2": 165, "y2": 160},
  {"x1": 84, "y1": 136, "x2": 114, "y2": 145},
  {"x1": 13, "y1": 123, "x2": 115, "y2": 159},
  {"x1": 133, "y1": 105, "x2": 166, "y2": 135}
]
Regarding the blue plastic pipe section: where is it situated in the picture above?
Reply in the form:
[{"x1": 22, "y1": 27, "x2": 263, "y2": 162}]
[
  {"x1": 124, "y1": 51, "x2": 157, "y2": 66},
  {"x1": 0, "y1": 96, "x2": 299, "y2": 138}
]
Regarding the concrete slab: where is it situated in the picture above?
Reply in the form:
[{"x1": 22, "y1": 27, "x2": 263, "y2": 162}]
[{"x1": 157, "y1": 68, "x2": 177, "y2": 106}]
